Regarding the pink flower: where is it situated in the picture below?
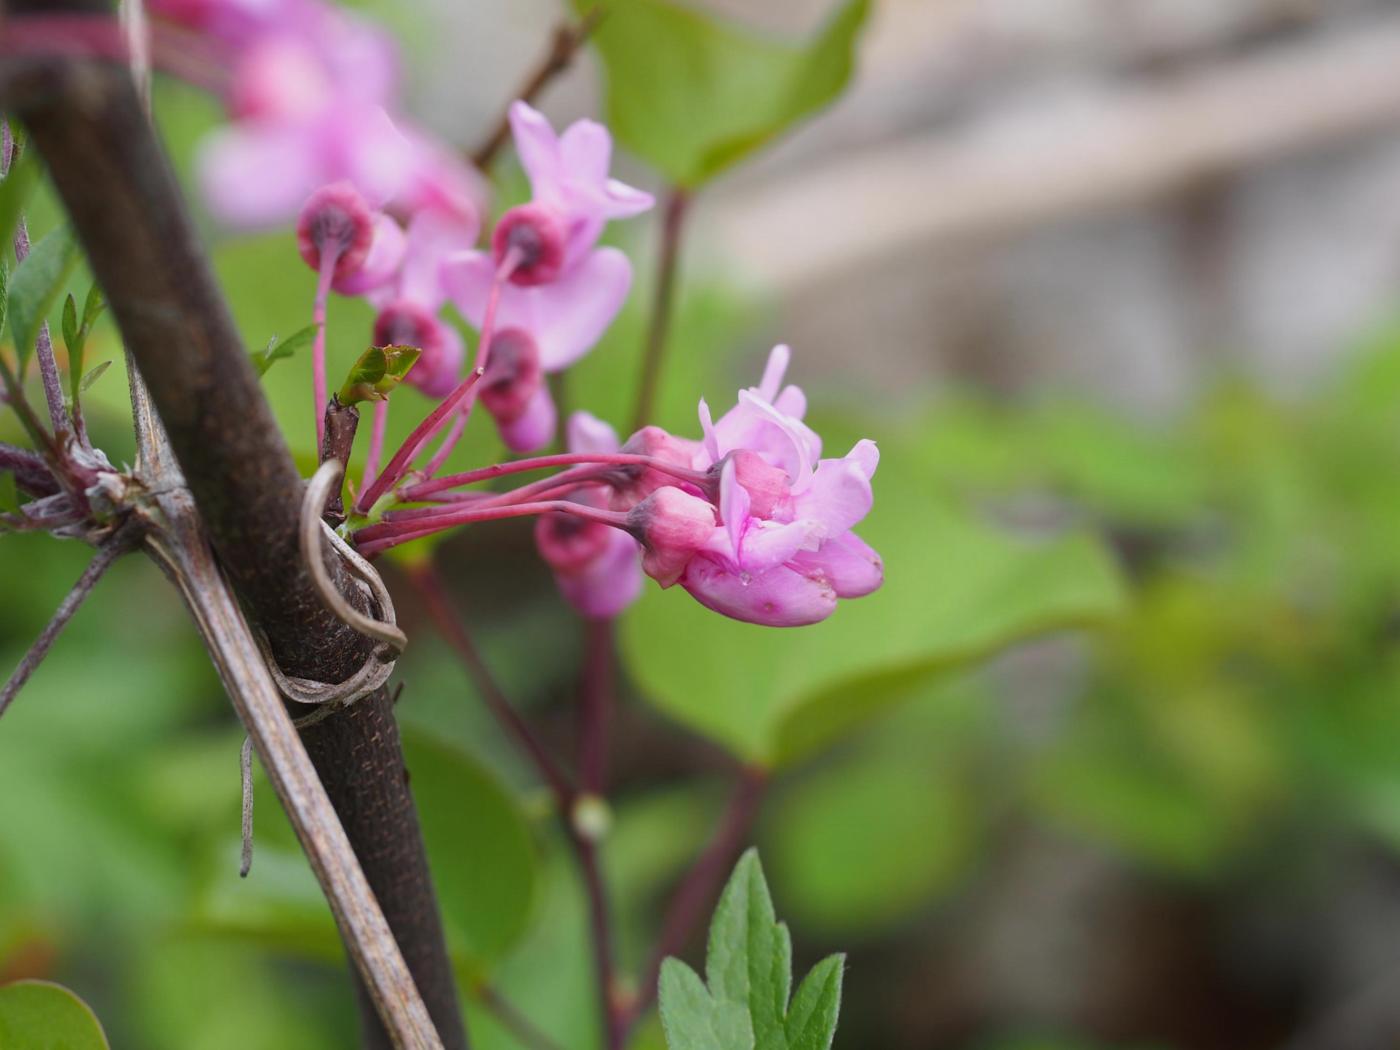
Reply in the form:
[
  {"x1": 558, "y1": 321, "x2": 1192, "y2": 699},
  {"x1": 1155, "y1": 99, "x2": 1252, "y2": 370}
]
[
  {"x1": 535, "y1": 413, "x2": 643, "y2": 619},
  {"x1": 624, "y1": 346, "x2": 883, "y2": 627},
  {"x1": 367, "y1": 205, "x2": 481, "y2": 398},
  {"x1": 439, "y1": 102, "x2": 652, "y2": 450}
]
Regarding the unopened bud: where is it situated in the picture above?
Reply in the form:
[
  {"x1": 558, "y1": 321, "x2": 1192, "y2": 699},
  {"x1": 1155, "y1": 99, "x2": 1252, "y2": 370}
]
[
  {"x1": 297, "y1": 181, "x2": 375, "y2": 279},
  {"x1": 628, "y1": 486, "x2": 716, "y2": 587},
  {"x1": 479, "y1": 328, "x2": 543, "y2": 424},
  {"x1": 492, "y1": 203, "x2": 566, "y2": 286}
]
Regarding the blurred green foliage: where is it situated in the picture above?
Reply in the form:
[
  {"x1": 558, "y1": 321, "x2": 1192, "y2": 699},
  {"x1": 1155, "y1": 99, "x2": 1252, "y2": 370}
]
[{"x1": 7, "y1": 2, "x2": 1400, "y2": 1048}]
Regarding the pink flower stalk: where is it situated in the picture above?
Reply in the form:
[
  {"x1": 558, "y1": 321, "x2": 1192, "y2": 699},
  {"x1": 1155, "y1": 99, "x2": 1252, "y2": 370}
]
[
  {"x1": 632, "y1": 346, "x2": 883, "y2": 627},
  {"x1": 441, "y1": 101, "x2": 653, "y2": 451},
  {"x1": 534, "y1": 413, "x2": 643, "y2": 619}
]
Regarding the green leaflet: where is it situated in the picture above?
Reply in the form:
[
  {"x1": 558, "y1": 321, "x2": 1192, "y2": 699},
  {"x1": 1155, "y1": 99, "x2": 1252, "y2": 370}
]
[
  {"x1": 0, "y1": 980, "x2": 110, "y2": 1050},
  {"x1": 337, "y1": 344, "x2": 421, "y2": 404},
  {"x1": 659, "y1": 850, "x2": 843, "y2": 1050},
  {"x1": 7, "y1": 225, "x2": 78, "y2": 374},
  {"x1": 251, "y1": 323, "x2": 318, "y2": 377},
  {"x1": 578, "y1": 0, "x2": 869, "y2": 187}
]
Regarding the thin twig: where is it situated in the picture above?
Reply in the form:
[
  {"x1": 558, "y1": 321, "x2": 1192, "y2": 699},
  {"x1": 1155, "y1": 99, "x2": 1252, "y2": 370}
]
[
  {"x1": 630, "y1": 187, "x2": 690, "y2": 432},
  {"x1": 578, "y1": 837, "x2": 624, "y2": 1050},
  {"x1": 577, "y1": 618, "x2": 614, "y2": 797},
  {"x1": 408, "y1": 563, "x2": 573, "y2": 804},
  {"x1": 475, "y1": 984, "x2": 565, "y2": 1050},
  {"x1": 0, "y1": 528, "x2": 131, "y2": 719},
  {"x1": 471, "y1": 7, "x2": 605, "y2": 170},
  {"x1": 627, "y1": 767, "x2": 768, "y2": 1028}
]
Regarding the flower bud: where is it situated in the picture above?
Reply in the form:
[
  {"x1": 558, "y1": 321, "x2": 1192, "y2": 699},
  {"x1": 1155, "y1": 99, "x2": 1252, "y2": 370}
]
[
  {"x1": 492, "y1": 203, "x2": 566, "y2": 286},
  {"x1": 627, "y1": 487, "x2": 716, "y2": 587},
  {"x1": 297, "y1": 181, "x2": 375, "y2": 279},
  {"x1": 479, "y1": 328, "x2": 543, "y2": 424},
  {"x1": 373, "y1": 300, "x2": 463, "y2": 398},
  {"x1": 535, "y1": 504, "x2": 614, "y2": 575},
  {"x1": 608, "y1": 426, "x2": 704, "y2": 511}
]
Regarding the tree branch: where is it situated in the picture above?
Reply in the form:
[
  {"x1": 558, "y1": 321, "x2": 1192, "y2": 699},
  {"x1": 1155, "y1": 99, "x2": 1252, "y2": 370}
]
[{"x1": 0, "y1": 12, "x2": 466, "y2": 1047}]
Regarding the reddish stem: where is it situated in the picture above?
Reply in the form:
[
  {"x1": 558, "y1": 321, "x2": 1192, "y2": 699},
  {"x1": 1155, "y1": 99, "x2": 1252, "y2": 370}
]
[
  {"x1": 402, "y1": 451, "x2": 709, "y2": 502},
  {"x1": 353, "y1": 367, "x2": 485, "y2": 514},
  {"x1": 311, "y1": 246, "x2": 340, "y2": 452},
  {"x1": 408, "y1": 565, "x2": 574, "y2": 804},
  {"x1": 361, "y1": 398, "x2": 390, "y2": 493},
  {"x1": 577, "y1": 617, "x2": 615, "y2": 796},
  {"x1": 354, "y1": 498, "x2": 628, "y2": 556},
  {"x1": 626, "y1": 768, "x2": 768, "y2": 1028}
]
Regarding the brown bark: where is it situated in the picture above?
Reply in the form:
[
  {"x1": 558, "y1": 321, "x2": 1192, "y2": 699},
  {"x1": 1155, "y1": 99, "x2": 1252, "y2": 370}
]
[{"x1": 0, "y1": 8, "x2": 465, "y2": 1045}]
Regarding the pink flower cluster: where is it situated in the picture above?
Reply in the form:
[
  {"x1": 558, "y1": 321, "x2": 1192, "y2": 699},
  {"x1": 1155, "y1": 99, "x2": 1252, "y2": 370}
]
[
  {"x1": 162, "y1": 0, "x2": 882, "y2": 628},
  {"x1": 155, "y1": 0, "x2": 650, "y2": 451},
  {"x1": 530, "y1": 347, "x2": 882, "y2": 627}
]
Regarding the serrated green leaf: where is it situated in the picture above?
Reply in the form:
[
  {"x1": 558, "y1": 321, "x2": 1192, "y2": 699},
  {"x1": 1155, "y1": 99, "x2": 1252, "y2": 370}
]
[
  {"x1": 0, "y1": 261, "x2": 9, "y2": 341},
  {"x1": 658, "y1": 850, "x2": 843, "y2": 1050},
  {"x1": 0, "y1": 980, "x2": 110, "y2": 1050},
  {"x1": 337, "y1": 344, "x2": 421, "y2": 405},
  {"x1": 81, "y1": 282, "x2": 105, "y2": 331},
  {"x1": 8, "y1": 225, "x2": 78, "y2": 373},
  {"x1": 80, "y1": 360, "x2": 112, "y2": 393},
  {"x1": 622, "y1": 415, "x2": 1126, "y2": 767},
  {"x1": 252, "y1": 323, "x2": 318, "y2": 377},
  {"x1": 61, "y1": 293, "x2": 79, "y2": 355},
  {"x1": 578, "y1": 0, "x2": 869, "y2": 187}
]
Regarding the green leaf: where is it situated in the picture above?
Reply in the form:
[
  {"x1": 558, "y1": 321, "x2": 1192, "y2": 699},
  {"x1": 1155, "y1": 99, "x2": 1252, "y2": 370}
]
[
  {"x1": 0, "y1": 980, "x2": 110, "y2": 1050},
  {"x1": 658, "y1": 849, "x2": 844, "y2": 1050},
  {"x1": 80, "y1": 360, "x2": 112, "y2": 393},
  {"x1": 402, "y1": 731, "x2": 538, "y2": 968},
  {"x1": 65, "y1": 284, "x2": 107, "y2": 408},
  {"x1": 621, "y1": 418, "x2": 1126, "y2": 767},
  {"x1": 0, "y1": 146, "x2": 39, "y2": 257},
  {"x1": 8, "y1": 225, "x2": 78, "y2": 373},
  {"x1": 579, "y1": 0, "x2": 870, "y2": 187},
  {"x1": 251, "y1": 323, "x2": 318, "y2": 377},
  {"x1": 337, "y1": 344, "x2": 421, "y2": 405}
]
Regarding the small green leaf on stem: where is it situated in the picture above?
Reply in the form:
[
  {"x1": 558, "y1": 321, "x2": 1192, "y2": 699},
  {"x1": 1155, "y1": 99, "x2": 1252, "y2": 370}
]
[
  {"x1": 0, "y1": 980, "x2": 111, "y2": 1049},
  {"x1": 80, "y1": 360, "x2": 112, "y2": 393},
  {"x1": 658, "y1": 849, "x2": 844, "y2": 1050},
  {"x1": 250, "y1": 323, "x2": 318, "y2": 377},
  {"x1": 8, "y1": 225, "x2": 78, "y2": 374},
  {"x1": 0, "y1": 147, "x2": 39, "y2": 254},
  {"x1": 65, "y1": 284, "x2": 107, "y2": 416},
  {"x1": 338, "y1": 344, "x2": 421, "y2": 405}
]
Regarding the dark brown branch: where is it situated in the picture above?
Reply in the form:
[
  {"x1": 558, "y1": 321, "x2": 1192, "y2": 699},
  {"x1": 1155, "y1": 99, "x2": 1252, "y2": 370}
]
[
  {"x1": 0, "y1": 15, "x2": 465, "y2": 1048},
  {"x1": 470, "y1": 7, "x2": 604, "y2": 170}
]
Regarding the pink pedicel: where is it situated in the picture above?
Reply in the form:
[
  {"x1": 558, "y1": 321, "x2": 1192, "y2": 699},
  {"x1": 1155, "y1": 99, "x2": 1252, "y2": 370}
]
[{"x1": 535, "y1": 413, "x2": 643, "y2": 620}]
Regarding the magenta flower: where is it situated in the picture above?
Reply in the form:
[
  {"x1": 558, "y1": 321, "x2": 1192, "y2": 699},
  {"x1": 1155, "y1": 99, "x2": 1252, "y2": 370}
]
[
  {"x1": 535, "y1": 413, "x2": 643, "y2": 619},
  {"x1": 628, "y1": 346, "x2": 883, "y2": 626},
  {"x1": 368, "y1": 206, "x2": 481, "y2": 398},
  {"x1": 439, "y1": 102, "x2": 652, "y2": 451}
]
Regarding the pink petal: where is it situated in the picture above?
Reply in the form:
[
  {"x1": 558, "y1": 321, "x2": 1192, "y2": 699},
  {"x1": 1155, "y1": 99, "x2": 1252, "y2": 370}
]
[
  {"x1": 848, "y1": 438, "x2": 879, "y2": 480},
  {"x1": 757, "y1": 344, "x2": 790, "y2": 402},
  {"x1": 795, "y1": 457, "x2": 873, "y2": 536},
  {"x1": 568, "y1": 411, "x2": 620, "y2": 455},
  {"x1": 792, "y1": 532, "x2": 883, "y2": 599},
  {"x1": 698, "y1": 398, "x2": 719, "y2": 465},
  {"x1": 719, "y1": 457, "x2": 749, "y2": 557},
  {"x1": 439, "y1": 249, "x2": 495, "y2": 326},
  {"x1": 680, "y1": 557, "x2": 837, "y2": 627},
  {"x1": 555, "y1": 531, "x2": 643, "y2": 619},
  {"x1": 773, "y1": 384, "x2": 807, "y2": 419},
  {"x1": 332, "y1": 212, "x2": 406, "y2": 295},
  {"x1": 399, "y1": 207, "x2": 479, "y2": 309},
  {"x1": 737, "y1": 519, "x2": 820, "y2": 574},
  {"x1": 559, "y1": 119, "x2": 612, "y2": 187},
  {"x1": 498, "y1": 385, "x2": 557, "y2": 453},
  {"x1": 197, "y1": 121, "x2": 323, "y2": 228},
  {"x1": 517, "y1": 247, "x2": 632, "y2": 371},
  {"x1": 508, "y1": 100, "x2": 563, "y2": 201}
]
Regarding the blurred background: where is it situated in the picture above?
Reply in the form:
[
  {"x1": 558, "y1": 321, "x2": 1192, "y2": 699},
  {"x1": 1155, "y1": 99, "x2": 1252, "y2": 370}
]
[{"x1": 7, "y1": 1, "x2": 1400, "y2": 1048}]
